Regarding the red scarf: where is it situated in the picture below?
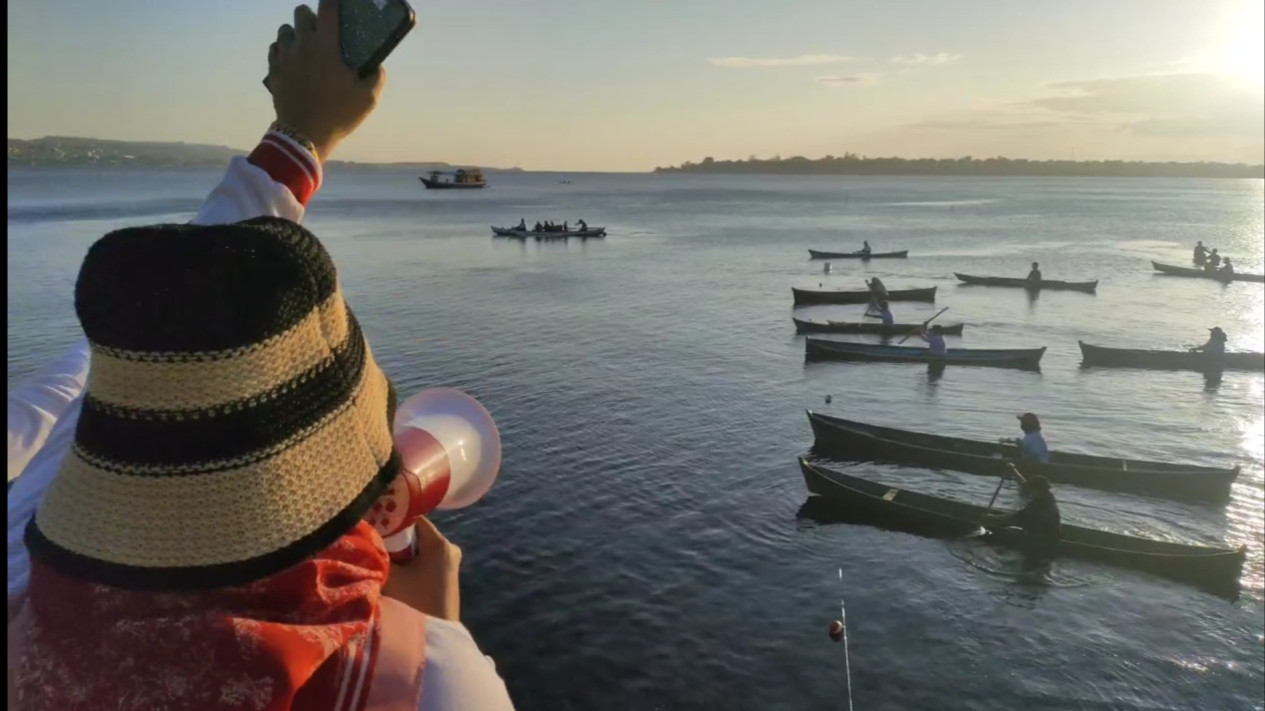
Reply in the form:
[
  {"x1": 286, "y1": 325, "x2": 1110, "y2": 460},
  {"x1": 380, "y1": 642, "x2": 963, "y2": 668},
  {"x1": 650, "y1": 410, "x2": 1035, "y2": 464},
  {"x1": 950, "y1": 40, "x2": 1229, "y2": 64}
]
[{"x1": 14, "y1": 521, "x2": 390, "y2": 711}]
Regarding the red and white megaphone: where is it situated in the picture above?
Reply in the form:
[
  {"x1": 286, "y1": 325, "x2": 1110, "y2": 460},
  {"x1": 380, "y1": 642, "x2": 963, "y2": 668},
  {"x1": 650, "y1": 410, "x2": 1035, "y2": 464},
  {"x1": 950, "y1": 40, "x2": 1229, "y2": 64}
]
[{"x1": 363, "y1": 388, "x2": 502, "y2": 563}]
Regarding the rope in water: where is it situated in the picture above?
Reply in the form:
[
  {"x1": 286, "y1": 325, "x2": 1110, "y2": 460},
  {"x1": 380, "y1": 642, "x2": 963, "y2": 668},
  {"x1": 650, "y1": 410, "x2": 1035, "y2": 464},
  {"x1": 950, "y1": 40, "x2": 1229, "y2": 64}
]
[{"x1": 839, "y1": 568, "x2": 854, "y2": 711}]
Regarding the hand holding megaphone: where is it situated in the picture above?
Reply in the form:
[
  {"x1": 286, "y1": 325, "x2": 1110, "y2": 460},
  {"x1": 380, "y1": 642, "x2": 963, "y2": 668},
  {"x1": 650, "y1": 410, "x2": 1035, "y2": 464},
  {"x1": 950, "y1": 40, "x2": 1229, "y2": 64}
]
[{"x1": 363, "y1": 388, "x2": 502, "y2": 563}]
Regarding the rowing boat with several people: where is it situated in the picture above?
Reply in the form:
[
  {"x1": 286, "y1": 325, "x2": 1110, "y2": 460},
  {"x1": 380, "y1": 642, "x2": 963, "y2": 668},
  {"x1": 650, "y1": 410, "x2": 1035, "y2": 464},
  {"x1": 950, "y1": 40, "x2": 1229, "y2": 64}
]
[
  {"x1": 798, "y1": 458, "x2": 1245, "y2": 597},
  {"x1": 954, "y1": 273, "x2": 1098, "y2": 293},
  {"x1": 806, "y1": 411, "x2": 1239, "y2": 502},
  {"x1": 808, "y1": 249, "x2": 909, "y2": 260},
  {"x1": 491, "y1": 226, "x2": 607, "y2": 239},
  {"x1": 1151, "y1": 261, "x2": 1264, "y2": 283},
  {"x1": 805, "y1": 339, "x2": 1044, "y2": 369},
  {"x1": 1079, "y1": 342, "x2": 1265, "y2": 372},
  {"x1": 792, "y1": 285, "x2": 936, "y2": 306},
  {"x1": 792, "y1": 318, "x2": 965, "y2": 335}
]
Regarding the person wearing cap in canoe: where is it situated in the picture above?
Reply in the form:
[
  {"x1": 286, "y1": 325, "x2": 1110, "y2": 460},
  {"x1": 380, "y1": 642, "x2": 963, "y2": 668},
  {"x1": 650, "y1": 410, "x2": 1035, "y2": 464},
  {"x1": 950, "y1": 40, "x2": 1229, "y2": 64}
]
[
  {"x1": 981, "y1": 469, "x2": 1062, "y2": 565},
  {"x1": 1219, "y1": 258, "x2": 1234, "y2": 275},
  {"x1": 918, "y1": 324, "x2": 948, "y2": 356},
  {"x1": 1014, "y1": 412, "x2": 1050, "y2": 464},
  {"x1": 1191, "y1": 327, "x2": 1228, "y2": 357}
]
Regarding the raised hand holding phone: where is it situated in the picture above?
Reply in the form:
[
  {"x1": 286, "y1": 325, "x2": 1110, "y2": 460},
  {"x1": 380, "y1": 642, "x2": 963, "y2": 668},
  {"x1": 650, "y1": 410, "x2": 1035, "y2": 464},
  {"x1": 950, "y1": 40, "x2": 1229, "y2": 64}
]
[
  {"x1": 339, "y1": 0, "x2": 416, "y2": 78},
  {"x1": 264, "y1": 0, "x2": 413, "y2": 160}
]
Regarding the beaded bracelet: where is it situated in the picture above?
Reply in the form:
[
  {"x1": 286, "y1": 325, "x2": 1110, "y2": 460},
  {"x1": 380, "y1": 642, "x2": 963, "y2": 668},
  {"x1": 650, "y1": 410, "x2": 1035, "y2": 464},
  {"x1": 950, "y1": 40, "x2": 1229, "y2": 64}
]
[{"x1": 269, "y1": 122, "x2": 319, "y2": 158}]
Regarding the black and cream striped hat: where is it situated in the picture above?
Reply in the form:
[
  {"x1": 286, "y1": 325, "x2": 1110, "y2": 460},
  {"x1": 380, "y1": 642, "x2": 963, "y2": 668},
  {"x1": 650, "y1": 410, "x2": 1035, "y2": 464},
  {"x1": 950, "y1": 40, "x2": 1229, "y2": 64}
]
[{"x1": 25, "y1": 217, "x2": 401, "y2": 590}]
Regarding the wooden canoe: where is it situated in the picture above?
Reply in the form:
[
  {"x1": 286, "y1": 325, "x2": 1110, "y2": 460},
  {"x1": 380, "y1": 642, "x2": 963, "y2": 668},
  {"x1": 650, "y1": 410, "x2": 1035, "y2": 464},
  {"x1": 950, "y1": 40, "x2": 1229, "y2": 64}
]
[
  {"x1": 805, "y1": 339, "x2": 1044, "y2": 369},
  {"x1": 798, "y1": 458, "x2": 1245, "y2": 597},
  {"x1": 792, "y1": 285, "x2": 937, "y2": 306},
  {"x1": 954, "y1": 273, "x2": 1098, "y2": 293},
  {"x1": 792, "y1": 318, "x2": 965, "y2": 335},
  {"x1": 491, "y1": 226, "x2": 607, "y2": 238},
  {"x1": 808, "y1": 249, "x2": 909, "y2": 260},
  {"x1": 1151, "y1": 261, "x2": 1264, "y2": 283},
  {"x1": 806, "y1": 410, "x2": 1239, "y2": 502},
  {"x1": 1079, "y1": 342, "x2": 1265, "y2": 372}
]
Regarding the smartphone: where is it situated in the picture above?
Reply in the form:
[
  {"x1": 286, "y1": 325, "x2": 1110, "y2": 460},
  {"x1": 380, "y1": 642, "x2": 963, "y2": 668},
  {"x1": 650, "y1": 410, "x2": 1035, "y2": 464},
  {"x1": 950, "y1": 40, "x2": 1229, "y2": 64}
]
[{"x1": 340, "y1": 0, "x2": 416, "y2": 78}]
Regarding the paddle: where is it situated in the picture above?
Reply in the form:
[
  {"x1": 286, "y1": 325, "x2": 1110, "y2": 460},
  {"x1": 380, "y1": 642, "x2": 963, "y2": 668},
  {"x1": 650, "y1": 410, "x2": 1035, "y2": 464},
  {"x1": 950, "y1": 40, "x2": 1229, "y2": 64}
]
[
  {"x1": 984, "y1": 462, "x2": 1025, "y2": 512},
  {"x1": 968, "y1": 461, "x2": 1025, "y2": 539},
  {"x1": 897, "y1": 306, "x2": 949, "y2": 345}
]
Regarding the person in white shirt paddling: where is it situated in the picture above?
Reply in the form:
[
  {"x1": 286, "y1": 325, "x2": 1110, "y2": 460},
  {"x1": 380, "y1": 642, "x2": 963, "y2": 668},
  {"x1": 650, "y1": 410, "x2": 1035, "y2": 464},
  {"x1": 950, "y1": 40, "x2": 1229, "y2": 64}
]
[
  {"x1": 6, "y1": 4, "x2": 514, "y2": 710},
  {"x1": 918, "y1": 324, "x2": 948, "y2": 356},
  {"x1": 875, "y1": 299, "x2": 894, "y2": 327}
]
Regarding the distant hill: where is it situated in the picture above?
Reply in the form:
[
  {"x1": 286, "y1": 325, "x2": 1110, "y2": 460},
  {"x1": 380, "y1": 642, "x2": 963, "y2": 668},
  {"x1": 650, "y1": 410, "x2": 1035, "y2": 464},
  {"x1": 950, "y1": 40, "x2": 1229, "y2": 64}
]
[
  {"x1": 655, "y1": 154, "x2": 1265, "y2": 179},
  {"x1": 7, "y1": 136, "x2": 521, "y2": 172}
]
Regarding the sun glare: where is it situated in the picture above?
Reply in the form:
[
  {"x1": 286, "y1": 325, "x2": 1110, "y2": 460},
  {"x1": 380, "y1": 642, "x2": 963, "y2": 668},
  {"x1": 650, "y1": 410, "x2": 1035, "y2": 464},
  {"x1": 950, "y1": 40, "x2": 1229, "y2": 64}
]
[{"x1": 1217, "y1": 1, "x2": 1265, "y2": 86}]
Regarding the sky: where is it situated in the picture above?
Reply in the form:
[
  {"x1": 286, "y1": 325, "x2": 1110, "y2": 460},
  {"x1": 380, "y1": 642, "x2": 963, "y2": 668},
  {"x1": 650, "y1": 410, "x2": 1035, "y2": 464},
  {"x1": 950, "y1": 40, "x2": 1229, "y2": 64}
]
[{"x1": 7, "y1": 0, "x2": 1265, "y2": 171}]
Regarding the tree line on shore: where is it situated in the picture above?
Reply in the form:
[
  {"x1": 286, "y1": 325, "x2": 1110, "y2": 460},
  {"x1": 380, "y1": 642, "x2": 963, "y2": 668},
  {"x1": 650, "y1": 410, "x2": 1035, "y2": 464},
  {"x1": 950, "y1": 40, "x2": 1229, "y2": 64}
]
[{"x1": 654, "y1": 153, "x2": 1264, "y2": 179}]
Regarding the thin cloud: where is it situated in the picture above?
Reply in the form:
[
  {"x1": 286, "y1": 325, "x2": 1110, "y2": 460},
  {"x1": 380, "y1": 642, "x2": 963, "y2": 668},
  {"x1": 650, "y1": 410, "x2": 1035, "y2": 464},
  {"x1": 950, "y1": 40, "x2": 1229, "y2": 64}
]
[
  {"x1": 817, "y1": 73, "x2": 879, "y2": 87},
  {"x1": 1032, "y1": 73, "x2": 1259, "y2": 114},
  {"x1": 710, "y1": 54, "x2": 858, "y2": 68},
  {"x1": 891, "y1": 53, "x2": 962, "y2": 67},
  {"x1": 911, "y1": 119, "x2": 1074, "y2": 131}
]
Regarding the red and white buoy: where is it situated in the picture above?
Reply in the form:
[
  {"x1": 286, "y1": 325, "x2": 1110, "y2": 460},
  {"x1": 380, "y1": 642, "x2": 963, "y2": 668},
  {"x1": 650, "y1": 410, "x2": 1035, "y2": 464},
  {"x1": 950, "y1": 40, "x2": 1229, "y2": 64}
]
[{"x1": 828, "y1": 619, "x2": 844, "y2": 642}]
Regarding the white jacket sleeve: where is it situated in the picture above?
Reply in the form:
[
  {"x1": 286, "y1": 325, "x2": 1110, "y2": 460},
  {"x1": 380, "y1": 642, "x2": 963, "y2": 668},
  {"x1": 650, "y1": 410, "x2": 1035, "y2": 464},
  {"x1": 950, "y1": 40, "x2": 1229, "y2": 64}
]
[
  {"x1": 418, "y1": 618, "x2": 516, "y2": 711},
  {"x1": 7, "y1": 130, "x2": 319, "y2": 598}
]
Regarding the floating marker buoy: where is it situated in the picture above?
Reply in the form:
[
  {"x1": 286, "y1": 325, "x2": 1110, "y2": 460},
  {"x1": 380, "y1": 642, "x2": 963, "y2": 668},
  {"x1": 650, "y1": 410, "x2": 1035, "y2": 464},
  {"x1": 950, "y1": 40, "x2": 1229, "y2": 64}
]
[{"x1": 828, "y1": 620, "x2": 844, "y2": 642}]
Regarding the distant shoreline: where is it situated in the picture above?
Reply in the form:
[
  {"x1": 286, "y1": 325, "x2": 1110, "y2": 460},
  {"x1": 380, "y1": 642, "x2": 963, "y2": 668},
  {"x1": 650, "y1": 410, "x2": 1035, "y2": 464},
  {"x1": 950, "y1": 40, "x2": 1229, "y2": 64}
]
[
  {"x1": 656, "y1": 154, "x2": 1265, "y2": 180},
  {"x1": 7, "y1": 136, "x2": 522, "y2": 172}
]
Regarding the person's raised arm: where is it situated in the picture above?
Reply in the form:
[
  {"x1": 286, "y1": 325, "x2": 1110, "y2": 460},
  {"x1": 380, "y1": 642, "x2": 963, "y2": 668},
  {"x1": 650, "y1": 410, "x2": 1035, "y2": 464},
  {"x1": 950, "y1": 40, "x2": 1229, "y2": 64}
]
[{"x1": 194, "y1": 2, "x2": 384, "y2": 226}]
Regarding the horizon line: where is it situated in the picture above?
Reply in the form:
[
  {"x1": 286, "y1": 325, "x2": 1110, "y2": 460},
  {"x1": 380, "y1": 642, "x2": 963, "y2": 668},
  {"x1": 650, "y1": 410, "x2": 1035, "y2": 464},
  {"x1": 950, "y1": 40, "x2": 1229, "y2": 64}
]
[{"x1": 8, "y1": 135, "x2": 1265, "y2": 173}]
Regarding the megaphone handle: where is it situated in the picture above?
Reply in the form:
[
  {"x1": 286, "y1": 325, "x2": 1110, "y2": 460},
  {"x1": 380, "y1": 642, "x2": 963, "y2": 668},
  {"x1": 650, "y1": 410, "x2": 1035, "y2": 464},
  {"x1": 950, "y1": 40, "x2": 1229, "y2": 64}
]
[{"x1": 384, "y1": 526, "x2": 420, "y2": 565}]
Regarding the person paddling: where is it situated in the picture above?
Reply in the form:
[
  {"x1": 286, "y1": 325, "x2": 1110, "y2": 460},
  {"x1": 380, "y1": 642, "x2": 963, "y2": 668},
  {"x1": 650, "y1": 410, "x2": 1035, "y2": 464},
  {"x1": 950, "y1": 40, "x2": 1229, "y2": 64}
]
[
  {"x1": 860, "y1": 240, "x2": 872, "y2": 255},
  {"x1": 919, "y1": 324, "x2": 947, "y2": 356},
  {"x1": 1015, "y1": 412, "x2": 1050, "y2": 464},
  {"x1": 1220, "y1": 258, "x2": 1234, "y2": 275},
  {"x1": 981, "y1": 470, "x2": 1061, "y2": 566},
  {"x1": 1026, "y1": 261, "x2": 1042, "y2": 284},
  {"x1": 1193, "y1": 241, "x2": 1208, "y2": 265},
  {"x1": 1192, "y1": 327, "x2": 1228, "y2": 356},
  {"x1": 1205, "y1": 248, "x2": 1222, "y2": 270},
  {"x1": 875, "y1": 299, "x2": 894, "y2": 327}
]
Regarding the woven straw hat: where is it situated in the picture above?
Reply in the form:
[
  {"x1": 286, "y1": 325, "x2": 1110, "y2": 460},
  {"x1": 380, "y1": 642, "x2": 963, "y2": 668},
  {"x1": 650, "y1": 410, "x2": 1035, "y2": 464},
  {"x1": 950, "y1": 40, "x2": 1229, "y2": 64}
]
[{"x1": 25, "y1": 217, "x2": 401, "y2": 590}]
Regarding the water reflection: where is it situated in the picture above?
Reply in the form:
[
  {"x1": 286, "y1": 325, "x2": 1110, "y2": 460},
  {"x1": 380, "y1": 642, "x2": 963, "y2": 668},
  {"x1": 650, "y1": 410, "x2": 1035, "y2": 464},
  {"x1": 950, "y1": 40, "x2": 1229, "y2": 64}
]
[
  {"x1": 927, "y1": 362, "x2": 947, "y2": 384},
  {"x1": 1204, "y1": 370, "x2": 1224, "y2": 391}
]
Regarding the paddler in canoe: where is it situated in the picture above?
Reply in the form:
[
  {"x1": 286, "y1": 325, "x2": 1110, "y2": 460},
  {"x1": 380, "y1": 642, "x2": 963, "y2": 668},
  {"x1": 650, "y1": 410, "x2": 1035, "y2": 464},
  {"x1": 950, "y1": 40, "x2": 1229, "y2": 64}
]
[
  {"x1": 860, "y1": 240, "x2": 872, "y2": 256},
  {"x1": 999, "y1": 412, "x2": 1050, "y2": 463},
  {"x1": 1190, "y1": 326, "x2": 1228, "y2": 356},
  {"x1": 981, "y1": 467, "x2": 1062, "y2": 568},
  {"x1": 875, "y1": 299, "x2": 894, "y2": 326},
  {"x1": 1193, "y1": 241, "x2": 1208, "y2": 265},
  {"x1": 918, "y1": 324, "x2": 948, "y2": 356},
  {"x1": 1204, "y1": 248, "x2": 1222, "y2": 270},
  {"x1": 1026, "y1": 261, "x2": 1042, "y2": 285}
]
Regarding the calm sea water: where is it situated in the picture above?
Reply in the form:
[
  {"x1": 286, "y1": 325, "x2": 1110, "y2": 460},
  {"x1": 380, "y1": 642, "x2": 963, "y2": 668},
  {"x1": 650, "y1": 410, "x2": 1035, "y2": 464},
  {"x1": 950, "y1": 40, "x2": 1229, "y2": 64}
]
[{"x1": 8, "y1": 167, "x2": 1264, "y2": 711}]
